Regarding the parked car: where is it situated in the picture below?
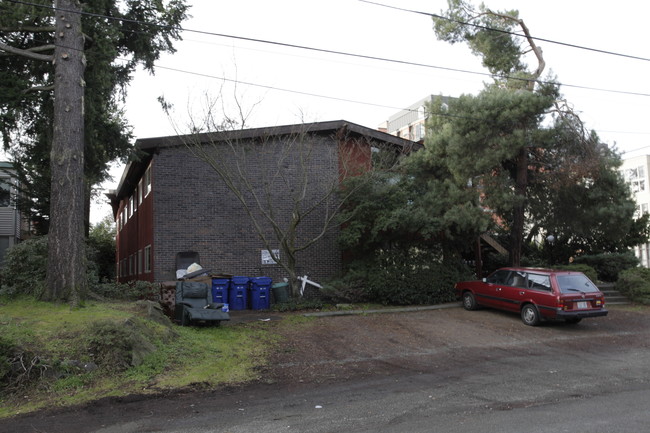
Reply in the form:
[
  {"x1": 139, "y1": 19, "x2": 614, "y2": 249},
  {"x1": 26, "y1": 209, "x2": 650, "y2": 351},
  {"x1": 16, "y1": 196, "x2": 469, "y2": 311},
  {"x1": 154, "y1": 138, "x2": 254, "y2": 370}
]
[{"x1": 454, "y1": 267, "x2": 608, "y2": 326}]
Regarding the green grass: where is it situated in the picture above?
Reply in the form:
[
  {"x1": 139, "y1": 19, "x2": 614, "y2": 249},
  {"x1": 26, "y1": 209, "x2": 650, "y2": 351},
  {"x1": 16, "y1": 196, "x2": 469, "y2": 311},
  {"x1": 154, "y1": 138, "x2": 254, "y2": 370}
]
[{"x1": 0, "y1": 297, "x2": 280, "y2": 418}]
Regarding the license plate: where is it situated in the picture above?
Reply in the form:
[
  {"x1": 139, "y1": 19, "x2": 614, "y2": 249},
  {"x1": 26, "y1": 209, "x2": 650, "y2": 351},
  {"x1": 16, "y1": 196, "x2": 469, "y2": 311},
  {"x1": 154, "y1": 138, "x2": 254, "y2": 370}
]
[{"x1": 576, "y1": 301, "x2": 589, "y2": 309}]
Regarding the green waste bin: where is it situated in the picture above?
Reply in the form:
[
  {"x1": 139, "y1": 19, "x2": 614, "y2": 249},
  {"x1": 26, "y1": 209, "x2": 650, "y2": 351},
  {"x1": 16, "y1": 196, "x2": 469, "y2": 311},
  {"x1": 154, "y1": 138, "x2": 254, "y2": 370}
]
[{"x1": 272, "y1": 282, "x2": 289, "y2": 303}]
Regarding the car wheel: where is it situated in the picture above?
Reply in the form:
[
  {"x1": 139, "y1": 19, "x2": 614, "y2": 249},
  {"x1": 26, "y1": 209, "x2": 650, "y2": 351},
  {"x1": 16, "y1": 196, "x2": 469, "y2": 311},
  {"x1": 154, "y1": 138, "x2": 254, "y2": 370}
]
[
  {"x1": 521, "y1": 304, "x2": 540, "y2": 326},
  {"x1": 565, "y1": 317, "x2": 582, "y2": 324},
  {"x1": 462, "y1": 291, "x2": 478, "y2": 311}
]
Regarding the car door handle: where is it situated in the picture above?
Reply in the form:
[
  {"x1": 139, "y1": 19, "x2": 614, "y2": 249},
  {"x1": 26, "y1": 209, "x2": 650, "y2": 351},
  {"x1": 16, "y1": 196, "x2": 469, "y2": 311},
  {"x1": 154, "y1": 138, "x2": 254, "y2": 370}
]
[
  {"x1": 496, "y1": 287, "x2": 502, "y2": 291},
  {"x1": 519, "y1": 291, "x2": 525, "y2": 295}
]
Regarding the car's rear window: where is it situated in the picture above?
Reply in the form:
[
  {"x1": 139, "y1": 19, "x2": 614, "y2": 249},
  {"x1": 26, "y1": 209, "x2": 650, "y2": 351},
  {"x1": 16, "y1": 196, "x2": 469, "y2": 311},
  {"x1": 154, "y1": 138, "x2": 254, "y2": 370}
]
[{"x1": 556, "y1": 274, "x2": 600, "y2": 294}]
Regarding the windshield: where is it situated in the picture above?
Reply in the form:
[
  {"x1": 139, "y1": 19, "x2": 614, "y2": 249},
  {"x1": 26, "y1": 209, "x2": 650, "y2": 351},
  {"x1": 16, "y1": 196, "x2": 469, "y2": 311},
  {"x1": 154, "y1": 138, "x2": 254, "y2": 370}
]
[{"x1": 556, "y1": 274, "x2": 600, "y2": 294}]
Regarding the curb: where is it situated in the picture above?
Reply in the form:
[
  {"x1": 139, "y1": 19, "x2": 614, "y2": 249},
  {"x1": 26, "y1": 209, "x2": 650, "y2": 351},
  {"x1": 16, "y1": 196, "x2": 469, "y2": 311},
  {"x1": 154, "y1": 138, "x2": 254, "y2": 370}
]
[{"x1": 303, "y1": 302, "x2": 462, "y2": 318}]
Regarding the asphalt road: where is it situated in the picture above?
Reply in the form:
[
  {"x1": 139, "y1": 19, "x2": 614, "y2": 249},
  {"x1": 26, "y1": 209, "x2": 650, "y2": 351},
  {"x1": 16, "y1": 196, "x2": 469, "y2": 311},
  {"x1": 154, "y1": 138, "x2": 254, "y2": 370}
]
[{"x1": 4, "y1": 305, "x2": 650, "y2": 433}]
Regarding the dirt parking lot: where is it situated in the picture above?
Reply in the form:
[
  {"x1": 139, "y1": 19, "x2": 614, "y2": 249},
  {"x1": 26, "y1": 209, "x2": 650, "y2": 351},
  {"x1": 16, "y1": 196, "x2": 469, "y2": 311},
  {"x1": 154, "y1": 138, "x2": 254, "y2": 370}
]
[{"x1": 265, "y1": 304, "x2": 650, "y2": 387}]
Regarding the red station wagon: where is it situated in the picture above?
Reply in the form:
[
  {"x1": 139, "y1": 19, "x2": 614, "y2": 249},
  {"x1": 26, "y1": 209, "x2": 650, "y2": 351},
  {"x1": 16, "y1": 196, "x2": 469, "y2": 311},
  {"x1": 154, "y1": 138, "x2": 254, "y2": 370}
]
[{"x1": 454, "y1": 267, "x2": 608, "y2": 326}]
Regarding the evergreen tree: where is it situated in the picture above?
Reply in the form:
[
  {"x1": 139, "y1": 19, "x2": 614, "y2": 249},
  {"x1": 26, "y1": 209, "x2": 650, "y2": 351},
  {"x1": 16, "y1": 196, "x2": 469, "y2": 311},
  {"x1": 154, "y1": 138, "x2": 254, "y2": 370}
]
[
  {"x1": 428, "y1": 0, "x2": 647, "y2": 265},
  {"x1": 1, "y1": 0, "x2": 188, "y2": 233},
  {"x1": 0, "y1": 0, "x2": 189, "y2": 303}
]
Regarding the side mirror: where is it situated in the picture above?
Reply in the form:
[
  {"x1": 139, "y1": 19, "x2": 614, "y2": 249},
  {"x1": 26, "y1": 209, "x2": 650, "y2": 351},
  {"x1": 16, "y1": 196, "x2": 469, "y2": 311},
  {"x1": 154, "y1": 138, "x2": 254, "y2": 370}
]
[{"x1": 482, "y1": 278, "x2": 487, "y2": 283}]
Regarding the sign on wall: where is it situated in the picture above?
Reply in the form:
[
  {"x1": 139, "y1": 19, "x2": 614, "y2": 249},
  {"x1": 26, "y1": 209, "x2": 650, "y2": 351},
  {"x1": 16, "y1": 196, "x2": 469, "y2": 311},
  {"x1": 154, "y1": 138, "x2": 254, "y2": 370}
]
[{"x1": 261, "y1": 249, "x2": 280, "y2": 265}]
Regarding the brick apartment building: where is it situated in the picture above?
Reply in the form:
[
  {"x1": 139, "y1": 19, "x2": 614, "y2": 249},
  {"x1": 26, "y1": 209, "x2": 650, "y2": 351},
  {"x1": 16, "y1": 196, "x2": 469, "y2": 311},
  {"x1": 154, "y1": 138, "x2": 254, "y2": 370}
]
[{"x1": 107, "y1": 120, "x2": 416, "y2": 284}]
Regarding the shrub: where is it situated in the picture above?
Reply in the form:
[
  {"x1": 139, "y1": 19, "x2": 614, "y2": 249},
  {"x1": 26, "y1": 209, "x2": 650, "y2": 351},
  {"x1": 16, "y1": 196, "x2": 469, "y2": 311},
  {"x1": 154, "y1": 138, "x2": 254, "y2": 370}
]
[
  {"x1": 321, "y1": 264, "x2": 373, "y2": 304},
  {"x1": 86, "y1": 321, "x2": 134, "y2": 372},
  {"x1": 325, "y1": 248, "x2": 472, "y2": 306},
  {"x1": 573, "y1": 252, "x2": 639, "y2": 282},
  {"x1": 0, "y1": 236, "x2": 48, "y2": 297},
  {"x1": 617, "y1": 268, "x2": 650, "y2": 305},
  {"x1": 91, "y1": 281, "x2": 158, "y2": 301},
  {"x1": 87, "y1": 215, "x2": 116, "y2": 283},
  {"x1": 0, "y1": 335, "x2": 51, "y2": 394},
  {"x1": 481, "y1": 251, "x2": 510, "y2": 277},
  {"x1": 271, "y1": 298, "x2": 324, "y2": 312},
  {"x1": 1, "y1": 235, "x2": 120, "y2": 299},
  {"x1": 0, "y1": 336, "x2": 15, "y2": 386},
  {"x1": 552, "y1": 264, "x2": 599, "y2": 284}
]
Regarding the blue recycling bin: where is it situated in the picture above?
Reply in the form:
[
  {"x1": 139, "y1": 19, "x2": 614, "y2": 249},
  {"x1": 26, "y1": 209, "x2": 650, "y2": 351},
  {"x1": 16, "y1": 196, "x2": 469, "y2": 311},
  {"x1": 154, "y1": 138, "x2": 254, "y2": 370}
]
[
  {"x1": 211, "y1": 278, "x2": 230, "y2": 304},
  {"x1": 229, "y1": 276, "x2": 249, "y2": 310},
  {"x1": 250, "y1": 277, "x2": 272, "y2": 310}
]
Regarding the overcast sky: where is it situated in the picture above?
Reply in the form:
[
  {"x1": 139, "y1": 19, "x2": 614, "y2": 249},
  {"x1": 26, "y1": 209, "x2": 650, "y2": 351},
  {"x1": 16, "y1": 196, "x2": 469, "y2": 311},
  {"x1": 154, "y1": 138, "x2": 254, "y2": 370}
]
[{"x1": 94, "y1": 0, "x2": 650, "y2": 222}]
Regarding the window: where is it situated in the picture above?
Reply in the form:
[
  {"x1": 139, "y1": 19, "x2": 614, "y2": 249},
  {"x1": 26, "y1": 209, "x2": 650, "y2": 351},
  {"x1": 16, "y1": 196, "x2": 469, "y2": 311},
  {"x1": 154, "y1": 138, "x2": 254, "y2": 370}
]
[
  {"x1": 0, "y1": 179, "x2": 11, "y2": 207},
  {"x1": 143, "y1": 165, "x2": 152, "y2": 197},
  {"x1": 637, "y1": 204, "x2": 650, "y2": 218},
  {"x1": 144, "y1": 245, "x2": 152, "y2": 273},
  {"x1": 486, "y1": 270, "x2": 511, "y2": 285},
  {"x1": 418, "y1": 105, "x2": 426, "y2": 120},
  {"x1": 128, "y1": 196, "x2": 134, "y2": 218},
  {"x1": 138, "y1": 179, "x2": 143, "y2": 205},
  {"x1": 415, "y1": 123, "x2": 424, "y2": 141},
  {"x1": 137, "y1": 249, "x2": 143, "y2": 274},
  {"x1": 528, "y1": 273, "x2": 551, "y2": 291},
  {"x1": 626, "y1": 165, "x2": 646, "y2": 193},
  {"x1": 507, "y1": 271, "x2": 527, "y2": 288},
  {"x1": 556, "y1": 275, "x2": 599, "y2": 293}
]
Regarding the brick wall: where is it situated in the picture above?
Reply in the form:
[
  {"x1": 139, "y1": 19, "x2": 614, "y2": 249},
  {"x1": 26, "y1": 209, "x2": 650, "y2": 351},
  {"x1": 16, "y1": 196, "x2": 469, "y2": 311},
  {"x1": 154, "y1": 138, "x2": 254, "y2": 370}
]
[{"x1": 151, "y1": 132, "x2": 343, "y2": 285}]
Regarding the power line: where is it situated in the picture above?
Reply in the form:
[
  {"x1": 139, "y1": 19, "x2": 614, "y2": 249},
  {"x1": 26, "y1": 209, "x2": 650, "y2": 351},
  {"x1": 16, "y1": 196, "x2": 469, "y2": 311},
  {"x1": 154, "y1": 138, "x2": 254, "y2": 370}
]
[
  {"x1": 3, "y1": 0, "x2": 650, "y2": 99},
  {"x1": 131, "y1": 60, "x2": 650, "y2": 139},
  {"x1": 359, "y1": 0, "x2": 650, "y2": 63},
  {"x1": 4, "y1": 0, "x2": 650, "y2": 138},
  {"x1": 122, "y1": 60, "x2": 488, "y2": 123}
]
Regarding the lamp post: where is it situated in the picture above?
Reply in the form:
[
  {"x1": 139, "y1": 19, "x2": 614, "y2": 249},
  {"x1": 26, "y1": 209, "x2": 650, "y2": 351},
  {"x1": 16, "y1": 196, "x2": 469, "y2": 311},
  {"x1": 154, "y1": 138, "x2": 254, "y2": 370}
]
[{"x1": 546, "y1": 234, "x2": 555, "y2": 266}]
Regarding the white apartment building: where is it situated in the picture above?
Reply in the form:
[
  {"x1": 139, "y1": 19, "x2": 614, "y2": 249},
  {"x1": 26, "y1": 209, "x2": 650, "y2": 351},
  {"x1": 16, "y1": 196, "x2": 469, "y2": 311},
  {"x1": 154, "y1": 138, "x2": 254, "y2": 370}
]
[
  {"x1": 380, "y1": 95, "x2": 450, "y2": 142},
  {"x1": 621, "y1": 155, "x2": 650, "y2": 267}
]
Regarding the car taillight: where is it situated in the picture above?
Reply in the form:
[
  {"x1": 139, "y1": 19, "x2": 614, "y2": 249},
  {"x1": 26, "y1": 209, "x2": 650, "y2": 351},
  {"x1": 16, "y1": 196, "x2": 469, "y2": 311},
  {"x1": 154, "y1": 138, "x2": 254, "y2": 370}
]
[{"x1": 596, "y1": 298, "x2": 604, "y2": 307}]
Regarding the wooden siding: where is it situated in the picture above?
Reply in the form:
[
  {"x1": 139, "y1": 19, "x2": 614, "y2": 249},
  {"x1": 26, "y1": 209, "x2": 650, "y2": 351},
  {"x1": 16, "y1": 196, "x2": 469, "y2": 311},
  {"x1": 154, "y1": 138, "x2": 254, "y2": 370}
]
[{"x1": 115, "y1": 167, "x2": 155, "y2": 283}]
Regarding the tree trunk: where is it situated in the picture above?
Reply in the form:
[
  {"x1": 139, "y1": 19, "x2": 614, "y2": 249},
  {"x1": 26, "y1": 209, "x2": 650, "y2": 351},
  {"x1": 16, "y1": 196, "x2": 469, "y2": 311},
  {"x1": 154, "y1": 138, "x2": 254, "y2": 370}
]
[
  {"x1": 509, "y1": 146, "x2": 528, "y2": 267},
  {"x1": 43, "y1": 0, "x2": 87, "y2": 305},
  {"x1": 84, "y1": 184, "x2": 91, "y2": 237}
]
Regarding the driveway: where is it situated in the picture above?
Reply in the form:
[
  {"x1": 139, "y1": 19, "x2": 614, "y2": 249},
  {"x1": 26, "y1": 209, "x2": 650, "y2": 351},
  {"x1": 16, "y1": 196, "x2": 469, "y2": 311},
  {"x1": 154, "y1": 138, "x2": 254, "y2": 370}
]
[
  {"x1": 4, "y1": 305, "x2": 650, "y2": 432},
  {"x1": 266, "y1": 304, "x2": 649, "y2": 386}
]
